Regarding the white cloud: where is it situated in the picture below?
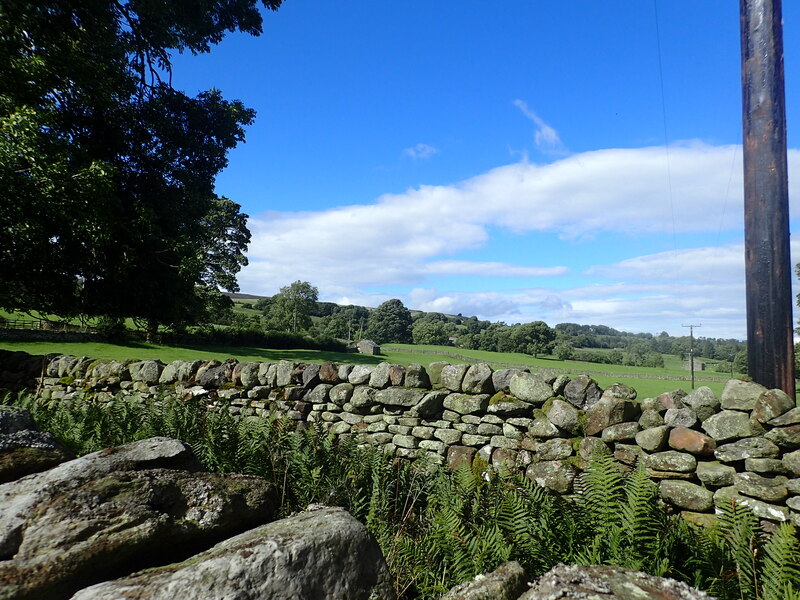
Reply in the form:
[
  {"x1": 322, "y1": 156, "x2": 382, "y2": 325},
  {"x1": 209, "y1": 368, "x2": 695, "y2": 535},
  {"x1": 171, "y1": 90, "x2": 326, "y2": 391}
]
[
  {"x1": 513, "y1": 99, "x2": 566, "y2": 154},
  {"x1": 238, "y1": 142, "x2": 800, "y2": 338},
  {"x1": 423, "y1": 260, "x2": 568, "y2": 277},
  {"x1": 403, "y1": 143, "x2": 438, "y2": 160}
]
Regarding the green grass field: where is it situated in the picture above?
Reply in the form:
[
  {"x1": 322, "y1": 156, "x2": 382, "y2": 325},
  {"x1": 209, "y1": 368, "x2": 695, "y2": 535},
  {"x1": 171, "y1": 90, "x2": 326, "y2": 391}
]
[{"x1": 0, "y1": 337, "x2": 735, "y2": 399}]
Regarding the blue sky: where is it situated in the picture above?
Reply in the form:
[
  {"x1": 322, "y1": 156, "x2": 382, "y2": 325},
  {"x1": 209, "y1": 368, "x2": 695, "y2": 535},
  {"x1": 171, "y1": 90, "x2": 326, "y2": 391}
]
[{"x1": 170, "y1": 1, "x2": 800, "y2": 339}]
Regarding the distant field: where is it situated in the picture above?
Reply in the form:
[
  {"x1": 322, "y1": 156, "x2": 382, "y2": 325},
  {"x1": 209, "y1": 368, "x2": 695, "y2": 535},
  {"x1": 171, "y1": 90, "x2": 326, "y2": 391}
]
[{"x1": 0, "y1": 338, "x2": 735, "y2": 399}]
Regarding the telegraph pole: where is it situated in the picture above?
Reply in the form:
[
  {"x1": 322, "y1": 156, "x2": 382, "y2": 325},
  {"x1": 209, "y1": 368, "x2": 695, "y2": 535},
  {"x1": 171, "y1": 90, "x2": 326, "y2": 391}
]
[
  {"x1": 740, "y1": 0, "x2": 795, "y2": 398},
  {"x1": 683, "y1": 324, "x2": 701, "y2": 390}
]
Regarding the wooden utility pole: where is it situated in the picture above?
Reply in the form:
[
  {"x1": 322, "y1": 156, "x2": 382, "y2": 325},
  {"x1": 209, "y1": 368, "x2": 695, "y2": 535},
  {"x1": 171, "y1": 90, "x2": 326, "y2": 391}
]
[
  {"x1": 740, "y1": 0, "x2": 795, "y2": 398},
  {"x1": 683, "y1": 324, "x2": 701, "y2": 390}
]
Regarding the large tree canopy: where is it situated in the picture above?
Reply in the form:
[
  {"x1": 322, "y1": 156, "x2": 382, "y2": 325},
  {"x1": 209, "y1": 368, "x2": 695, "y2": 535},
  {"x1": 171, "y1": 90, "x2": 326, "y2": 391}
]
[
  {"x1": 0, "y1": 0, "x2": 282, "y2": 332},
  {"x1": 366, "y1": 299, "x2": 413, "y2": 344}
]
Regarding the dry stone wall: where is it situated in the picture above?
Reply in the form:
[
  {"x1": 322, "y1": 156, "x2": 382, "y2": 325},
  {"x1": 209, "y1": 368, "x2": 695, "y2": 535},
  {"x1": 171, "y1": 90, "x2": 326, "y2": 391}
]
[{"x1": 5, "y1": 349, "x2": 800, "y2": 526}]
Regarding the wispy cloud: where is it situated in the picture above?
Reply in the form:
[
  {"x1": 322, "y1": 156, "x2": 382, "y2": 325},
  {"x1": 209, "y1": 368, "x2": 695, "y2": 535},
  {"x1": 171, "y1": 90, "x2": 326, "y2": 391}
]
[
  {"x1": 423, "y1": 260, "x2": 568, "y2": 277},
  {"x1": 403, "y1": 142, "x2": 438, "y2": 160},
  {"x1": 513, "y1": 99, "x2": 567, "y2": 154}
]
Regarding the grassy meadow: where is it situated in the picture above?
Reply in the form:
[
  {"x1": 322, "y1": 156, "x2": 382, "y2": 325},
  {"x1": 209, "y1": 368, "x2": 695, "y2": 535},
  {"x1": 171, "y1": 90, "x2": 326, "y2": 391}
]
[{"x1": 0, "y1": 338, "x2": 733, "y2": 399}]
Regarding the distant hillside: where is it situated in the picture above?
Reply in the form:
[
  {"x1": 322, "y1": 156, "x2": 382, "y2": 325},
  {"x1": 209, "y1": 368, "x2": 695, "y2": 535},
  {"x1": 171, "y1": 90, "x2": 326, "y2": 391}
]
[{"x1": 225, "y1": 292, "x2": 267, "y2": 301}]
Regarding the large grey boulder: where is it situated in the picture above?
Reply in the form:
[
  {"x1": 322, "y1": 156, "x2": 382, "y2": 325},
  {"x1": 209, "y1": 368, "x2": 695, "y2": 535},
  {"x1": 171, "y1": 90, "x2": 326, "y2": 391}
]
[
  {"x1": 0, "y1": 438, "x2": 198, "y2": 560},
  {"x1": 462, "y1": 363, "x2": 494, "y2": 394},
  {"x1": 683, "y1": 386, "x2": 720, "y2": 422},
  {"x1": 375, "y1": 387, "x2": 425, "y2": 408},
  {"x1": 442, "y1": 364, "x2": 470, "y2": 392},
  {"x1": 563, "y1": 375, "x2": 603, "y2": 410},
  {"x1": 720, "y1": 379, "x2": 767, "y2": 411},
  {"x1": 441, "y1": 561, "x2": 528, "y2": 600},
  {"x1": 585, "y1": 398, "x2": 640, "y2": 436},
  {"x1": 0, "y1": 438, "x2": 276, "y2": 600},
  {"x1": 70, "y1": 507, "x2": 395, "y2": 600},
  {"x1": 492, "y1": 369, "x2": 525, "y2": 394},
  {"x1": 369, "y1": 362, "x2": 393, "y2": 389},
  {"x1": 405, "y1": 363, "x2": 431, "y2": 388},
  {"x1": 509, "y1": 372, "x2": 552, "y2": 405},
  {"x1": 128, "y1": 359, "x2": 164, "y2": 384},
  {"x1": 521, "y1": 564, "x2": 712, "y2": 599}
]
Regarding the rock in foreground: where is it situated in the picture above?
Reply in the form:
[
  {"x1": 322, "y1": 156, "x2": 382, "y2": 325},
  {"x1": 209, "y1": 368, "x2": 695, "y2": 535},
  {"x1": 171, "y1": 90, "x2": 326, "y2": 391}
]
[
  {"x1": 521, "y1": 564, "x2": 713, "y2": 600},
  {"x1": 71, "y1": 506, "x2": 395, "y2": 600},
  {"x1": 0, "y1": 437, "x2": 276, "y2": 600}
]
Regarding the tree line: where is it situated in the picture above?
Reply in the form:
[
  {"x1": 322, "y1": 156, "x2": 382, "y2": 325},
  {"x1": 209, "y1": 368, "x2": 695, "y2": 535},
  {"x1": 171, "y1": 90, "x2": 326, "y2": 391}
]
[{"x1": 219, "y1": 281, "x2": 748, "y2": 367}]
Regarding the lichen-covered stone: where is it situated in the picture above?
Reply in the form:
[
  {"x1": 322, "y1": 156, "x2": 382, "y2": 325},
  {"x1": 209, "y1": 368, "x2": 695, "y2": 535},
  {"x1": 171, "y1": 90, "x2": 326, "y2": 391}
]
[
  {"x1": 683, "y1": 386, "x2": 720, "y2": 422},
  {"x1": 462, "y1": 363, "x2": 494, "y2": 394},
  {"x1": 509, "y1": 372, "x2": 553, "y2": 405},
  {"x1": 664, "y1": 407, "x2": 697, "y2": 429},
  {"x1": 638, "y1": 408, "x2": 665, "y2": 429},
  {"x1": 720, "y1": 379, "x2": 767, "y2": 411},
  {"x1": 635, "y1": 426, "x2": 670, "y2": 452},
  {"x1": 348, "y1": 365, "x2": 374, "y2": 385},
  {"x1": 752, "y1": 388, "x2": 794, "y2": 423},
  {"x1": 733, "y1": 472, "x2": 788, "y2": 503},
  {"x1": 602, "y1": 383, "x2": 637, "y2": 400},
  {"x1": 404, "y1": 363, "x2": 430, "y2": 388},
  {"x1": 368, "y1": 362, "x2": 392, "y2": 389},
  {"x1": 491, "y1": 369, "x2": 525, "y2": 393},
  {"x1": 410, "y1": 391, "x2": 448, "y2": 418},
  {"x1": 526, "y1": 460, "x2": 575, "y2": 493},
  {"x1": 745, "y1": 458, "x2": 789, "y2": 475},
  {"x1": 351, "y1": 386, "x2": 377, "y2": 410},
  {"x1": 701, "y1": 410, "x2": 753, "y2": 442},
  {"x1": 329, "y1": 383, "x2": 354, "y2": 406},
  {"x1": 769, "y1": 407, "x2": 800, "y2": 427},
  {"x1": 305, "y1": 383, "x2": 332, "y2": 404},
  {"x1": 441, "y1": 364, "x2": 470, "y2": 392},
  {"x1": 487, "y1": 400, "x2": 533, "y2": 418},
  {"x1": 443, "y1": 393, "x2": 490, "y2": 415},
  {"x1": 0, "y1": 439, "x2": 275, "y2": 600},
  {"x1": 434, "y1": 428, "x2": 463, "y2": 445},
  {"x1": 462, "y1": 434, "x2": 491, "y2": 447},
  {"x1": 644, "y1": 451, "x2": 696, "y2": 473},
  {"x1": 585, "y1": 398, "x2": 640, "y2": 436},
  {"x1": 521, "y1": 563, "x2": 713, "y2": 600},
  {"x1": 71, "y1": 507, "x2": 395, "y2": 600},
  {"x1": 129, "y1": 359, "x2": 165, "y2": 385},
  {"x1": 447, "y1": 445, "x2": 476, "y2": 469},
  {"x1": 660, "y1": 480, "x2": 713, "y2": 512},
  {"x1": 578, "y1": 437, "x2": 610, "y2": 461},
  {"x1": 441, "y1": 561, "x2": 527, "y2": 600},
  {"x1": 696, "y1": 461, "x2": 736, "y2": 487},
  {"x1": 532, "y1": 438, "x2": 573, "y2": 461},
  {"x1": 613, "y1": 443, "x2": 644, "y2": 466},
  {"x1": 765, "y1": 425, "x2": 800, "y2": 449},
  {"x1": 714, "y1": 437, "x2": 780, "y2": 462},
  {"x1": 276, "y1": 360, "x2": 297, "y2": 387},
  {"x1": 563, "y1": 375, "x2": 602, "y2": 410},
  {"x1": 375, "y1": 387, "x2": 425, "y2": 408},
  {"x1": 713, "y1": 486, "x2": 789, "y2": 521},
  {"x1": 601, "y1": 422, "x2": 640, "y2": 443},
  {"x1": 654, "y1": 389, "x2": 688, "y2": 411},
  {"x1": 528, "y1": 416, "x2": 561, "y2": 439},
  {"x1": 545, "y1": 399, "x2": 580, "y2": 434}
]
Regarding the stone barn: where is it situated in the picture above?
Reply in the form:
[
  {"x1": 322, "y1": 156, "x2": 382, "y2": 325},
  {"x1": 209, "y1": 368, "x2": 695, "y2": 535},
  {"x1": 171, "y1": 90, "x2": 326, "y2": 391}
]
[{"x1": 357, "y1": 339, "x2": 381, "y2": 355}]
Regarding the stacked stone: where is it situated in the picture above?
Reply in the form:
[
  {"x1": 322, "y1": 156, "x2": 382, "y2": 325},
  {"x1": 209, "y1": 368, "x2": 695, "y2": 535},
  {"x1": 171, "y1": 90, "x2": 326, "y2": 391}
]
[
  {"x1": 23, "y1": 353, "x2": 800, "y2": 525},
  {"x1": 630, "y1": 380, "x2": 799, "y2": 526}
]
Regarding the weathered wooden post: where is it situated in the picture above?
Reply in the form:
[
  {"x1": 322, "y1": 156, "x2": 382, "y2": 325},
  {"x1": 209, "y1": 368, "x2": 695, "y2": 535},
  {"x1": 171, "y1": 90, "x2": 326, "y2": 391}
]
[{"x1": 740, "y1": 0, "x2": 795, "y2": 398}]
